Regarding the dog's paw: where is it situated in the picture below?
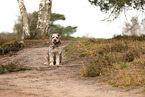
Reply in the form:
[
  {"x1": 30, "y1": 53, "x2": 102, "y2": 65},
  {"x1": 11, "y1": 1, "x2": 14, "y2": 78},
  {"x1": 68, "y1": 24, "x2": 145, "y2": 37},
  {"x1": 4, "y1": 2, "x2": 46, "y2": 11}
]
[
  {"x1": 49, "y1": 63, "x2": 54, "y2": 66},
  {"x1": 56, "y1": 64, "x2": 59, "y2": 66},
  {"x1": 44, "y1": 62, "x2": 48, "y2": 65}
]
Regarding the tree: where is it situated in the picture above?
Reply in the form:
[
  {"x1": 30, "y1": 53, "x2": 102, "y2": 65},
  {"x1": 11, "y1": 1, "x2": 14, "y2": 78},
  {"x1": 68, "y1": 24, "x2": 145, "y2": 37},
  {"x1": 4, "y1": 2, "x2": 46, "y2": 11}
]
[
  {"x1": 88, "y1": 0, "x2": 145, "y2": 20},
  {"x1": 17, "y1": 0, "x2": 52, "y2": 39},
  {"x1": 17, "y1": 0, "x2": 30, "y2": 39},
  {"x1": 63, "y1": 26, "x2": 77, "y2": 38},
  {"x1": 50, "y1": 13, "x2": 65, "y2": 25},
  {"x1": 48, "y1": 13, "x2": 66, "y2": 35},
  {"x1": 123, "y1": 16, "x2": 141, "y2": 36},
  {"x1": 49, "y1": 25, "x2": 77, "y2": 38},
  {"x1": 141, "y1": 19, "x2": 145, "y2": 34},
  {"x1": 48, "y1": 13, "x2": 77, "y2": 38},
  {"x1": 14, "y1": 11, "x2": 38, "y2": 39},
  {"x1": 37, "y1": 0, "x2": 52, "y2": 37},
  {"x1": 14, "y1": 12, "x2": 77, "y2": 39}
]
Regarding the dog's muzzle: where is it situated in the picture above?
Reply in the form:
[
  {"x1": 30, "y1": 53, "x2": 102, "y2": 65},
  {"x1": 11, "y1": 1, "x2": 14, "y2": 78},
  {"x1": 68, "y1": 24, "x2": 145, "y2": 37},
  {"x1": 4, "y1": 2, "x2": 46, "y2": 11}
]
[{"x1": 53, "y1": 39, "x2": 57, "y2": 44}]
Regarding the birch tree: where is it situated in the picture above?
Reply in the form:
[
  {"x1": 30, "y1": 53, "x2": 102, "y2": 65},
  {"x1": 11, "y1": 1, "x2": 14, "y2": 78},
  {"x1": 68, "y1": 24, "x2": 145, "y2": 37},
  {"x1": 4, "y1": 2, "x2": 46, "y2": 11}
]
[
  {"x1": 17, "y1": 0, "x2": 52, "y2": 39},
  {"x1": 17, "y1": 0, "x2": 30, "y2": 39},
  {"x1": 37, "y1": 0, "x2": 52, "y2": 36}
]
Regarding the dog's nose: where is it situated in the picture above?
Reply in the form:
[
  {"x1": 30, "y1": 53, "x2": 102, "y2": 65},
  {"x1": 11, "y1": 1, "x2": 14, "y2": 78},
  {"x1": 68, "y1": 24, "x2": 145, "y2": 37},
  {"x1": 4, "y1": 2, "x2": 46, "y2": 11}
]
[{"x1": 54, "y1": 39, "x2": 56, "y2": 42}]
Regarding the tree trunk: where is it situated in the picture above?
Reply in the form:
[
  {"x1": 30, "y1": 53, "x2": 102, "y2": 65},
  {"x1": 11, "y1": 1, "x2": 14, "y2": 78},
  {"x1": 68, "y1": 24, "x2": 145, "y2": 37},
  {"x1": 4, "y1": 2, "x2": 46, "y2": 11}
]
[
  {"x1": 37, "y1": 0, "x2": 52, "y2": 37},
  {"x1": 17, "y1": 0, "x2": 30, "y2": 39}
]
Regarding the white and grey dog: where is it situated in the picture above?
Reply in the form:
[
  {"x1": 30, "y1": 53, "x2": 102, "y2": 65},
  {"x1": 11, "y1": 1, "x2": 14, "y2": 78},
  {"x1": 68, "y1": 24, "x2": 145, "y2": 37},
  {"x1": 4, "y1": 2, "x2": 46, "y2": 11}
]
[{"x1": 47, "y1": 33, "x2": 62, "y2": 66}]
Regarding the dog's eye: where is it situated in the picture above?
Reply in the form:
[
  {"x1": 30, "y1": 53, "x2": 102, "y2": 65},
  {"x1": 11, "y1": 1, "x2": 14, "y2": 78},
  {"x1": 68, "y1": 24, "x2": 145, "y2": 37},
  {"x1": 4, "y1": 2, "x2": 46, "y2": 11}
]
[
  {"x1": 52, "y1": 37, "x2": 54, "y2": 38},
  {"x1": 56, "y1": 37, "x2": 58, "y2": 39}
]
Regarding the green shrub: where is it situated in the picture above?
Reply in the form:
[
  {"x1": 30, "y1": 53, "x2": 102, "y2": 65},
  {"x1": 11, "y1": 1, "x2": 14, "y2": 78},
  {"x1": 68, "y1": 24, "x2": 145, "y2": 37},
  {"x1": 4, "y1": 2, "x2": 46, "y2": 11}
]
[{"x1": 0, "y1": 41, "x2": 23, "y2": 55}]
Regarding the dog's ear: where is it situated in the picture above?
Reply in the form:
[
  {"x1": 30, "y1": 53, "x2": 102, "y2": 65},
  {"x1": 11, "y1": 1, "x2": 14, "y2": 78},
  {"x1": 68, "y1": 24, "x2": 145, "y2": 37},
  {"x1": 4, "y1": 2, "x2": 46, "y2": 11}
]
[
  {"x1": 58, "y1": 34, "x2": 61, "y2": 39},
  {"x1": 49, "y1": 34, "x2": 52, "y2": 39}
]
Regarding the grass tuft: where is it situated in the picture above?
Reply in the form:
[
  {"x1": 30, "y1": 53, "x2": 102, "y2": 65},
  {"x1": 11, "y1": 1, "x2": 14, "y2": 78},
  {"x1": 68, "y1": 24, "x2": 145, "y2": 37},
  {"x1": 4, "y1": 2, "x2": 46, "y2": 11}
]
[{"x1": 0, "y1": 63, "x2": 31, "y2": 74}]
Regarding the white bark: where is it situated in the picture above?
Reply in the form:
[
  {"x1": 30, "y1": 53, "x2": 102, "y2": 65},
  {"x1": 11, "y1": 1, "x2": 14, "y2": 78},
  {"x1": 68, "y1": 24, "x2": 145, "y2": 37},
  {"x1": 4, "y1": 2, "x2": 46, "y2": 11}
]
[
  {"x1": 17, "y1": 0, "x2": 30, "y2": 39},
  {"x1": 37, "y1": 0, "x2": 52, "y2": 36}
]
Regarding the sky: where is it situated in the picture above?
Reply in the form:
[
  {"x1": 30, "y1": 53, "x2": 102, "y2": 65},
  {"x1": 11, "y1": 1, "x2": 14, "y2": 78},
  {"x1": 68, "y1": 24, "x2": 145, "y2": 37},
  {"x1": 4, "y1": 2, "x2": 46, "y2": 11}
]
[{"x1": 0, "y1": 0, "x2": 144, "y2": 38}]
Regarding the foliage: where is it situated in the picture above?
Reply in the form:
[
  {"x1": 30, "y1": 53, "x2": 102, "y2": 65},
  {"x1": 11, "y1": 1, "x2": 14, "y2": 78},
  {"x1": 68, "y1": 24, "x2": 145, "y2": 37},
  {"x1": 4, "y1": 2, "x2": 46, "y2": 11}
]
[
  {"x1": 50, "y1": 13, "x2": 66, "y2": 23},
  {"x1": 0, "y1": 41, "x2": 23, "y2": 55},
  {"x1": 14, "y1": 12, "x2": 77, "y2": 39},
  {"x1": 0, "y1": 33, "x2": 21, "y2": 55},
  {"x1": 48, "y1": 13, "x2": 77, "y2": 39},
  {"x1": 49, "y1": 25, "x2": 77, "y2": 38},
  {"x1": 122, "y1": 16, "x2": 143, "y2": 36},
  {"x1": 14, "y1": 11, "x2": 38, "y2": 39},
  {"x1": 88, "y1": 0, "x2": 145, "y2": 20}
]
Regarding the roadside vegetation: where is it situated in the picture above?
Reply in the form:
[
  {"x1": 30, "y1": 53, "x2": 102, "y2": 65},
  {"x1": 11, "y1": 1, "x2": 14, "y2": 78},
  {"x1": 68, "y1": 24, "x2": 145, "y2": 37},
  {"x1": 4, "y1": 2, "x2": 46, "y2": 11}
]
[
  {"x1": 0, "y1": 62, "x2": 31, "y2": 74},
  {"x1": 0, "y1": 33, "x2": 50, "y2": 55},
  {"x1": 1, "y1": 32, "x2": 145, "y2": 91},
  {"x1": 0, "y1": 33, "x2": 21, "y2": 55},
  {"x1": 0, "y1": 33, "x2": 47, "y2": 74},
  {"x1": 65, "y1": 35, "x2": 145, "y2": 90}
]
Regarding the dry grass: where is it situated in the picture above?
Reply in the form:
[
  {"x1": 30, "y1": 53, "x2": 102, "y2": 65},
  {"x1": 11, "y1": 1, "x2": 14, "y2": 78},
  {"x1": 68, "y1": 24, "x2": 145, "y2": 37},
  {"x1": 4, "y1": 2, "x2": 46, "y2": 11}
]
[
  {"x1": 0, "y1": 62, "x2": 31, "y2": 74},
  {"x1": 65, "y1": 37, "x2": 145, "y2": 89}
]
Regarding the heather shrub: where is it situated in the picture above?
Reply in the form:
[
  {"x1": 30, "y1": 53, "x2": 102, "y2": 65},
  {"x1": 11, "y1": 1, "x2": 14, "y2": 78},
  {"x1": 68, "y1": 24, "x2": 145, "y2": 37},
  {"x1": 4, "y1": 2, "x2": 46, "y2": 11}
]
[
  {"x1": 82, "y1": 42, "x2": 144, "y2": 77},
  {"x1": 65, "y1": 38, "x2": 145, "y2": 88}
]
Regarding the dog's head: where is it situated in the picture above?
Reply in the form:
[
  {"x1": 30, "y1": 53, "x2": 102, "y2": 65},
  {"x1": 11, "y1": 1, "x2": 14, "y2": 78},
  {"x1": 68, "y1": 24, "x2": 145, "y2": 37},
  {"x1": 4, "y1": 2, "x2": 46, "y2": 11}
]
[{"x1": 49, "y1": 33, "x2": 61, "y2": 45}]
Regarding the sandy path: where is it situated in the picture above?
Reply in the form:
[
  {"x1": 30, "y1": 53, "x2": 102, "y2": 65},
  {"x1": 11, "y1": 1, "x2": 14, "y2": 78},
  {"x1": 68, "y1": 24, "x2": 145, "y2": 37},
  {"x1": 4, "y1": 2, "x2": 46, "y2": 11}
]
[{"x1": 0, "y1": 42, "x2": 144, "y2": 97}]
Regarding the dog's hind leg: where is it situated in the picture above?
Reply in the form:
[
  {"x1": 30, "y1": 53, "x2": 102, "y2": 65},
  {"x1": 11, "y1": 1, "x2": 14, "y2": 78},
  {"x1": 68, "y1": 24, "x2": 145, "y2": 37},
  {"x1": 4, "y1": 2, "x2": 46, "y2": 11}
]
[
  {"x1": 59, "y1": 53, "x2": 62, "y2": 64},
  {"x1": 53, "y1": 52, "x2": 56, "y2": 65}
]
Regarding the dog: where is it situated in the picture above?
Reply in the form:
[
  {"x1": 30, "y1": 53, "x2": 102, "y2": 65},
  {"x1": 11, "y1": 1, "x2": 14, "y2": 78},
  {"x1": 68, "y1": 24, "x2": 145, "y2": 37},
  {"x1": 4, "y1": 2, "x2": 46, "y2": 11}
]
[{"x1": 47, "y1": 33, "x2": 62, "y2": 66}]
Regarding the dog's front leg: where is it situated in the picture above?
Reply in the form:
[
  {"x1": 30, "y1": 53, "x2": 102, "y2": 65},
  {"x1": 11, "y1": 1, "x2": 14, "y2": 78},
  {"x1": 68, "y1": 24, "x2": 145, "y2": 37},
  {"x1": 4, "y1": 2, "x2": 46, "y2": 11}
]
[
  {"x1": 56, "y1": 53, "x2": 61, "y2": 66},
  {"x1": 49, "y1": 53, "x2": 54, "y2": 66}
]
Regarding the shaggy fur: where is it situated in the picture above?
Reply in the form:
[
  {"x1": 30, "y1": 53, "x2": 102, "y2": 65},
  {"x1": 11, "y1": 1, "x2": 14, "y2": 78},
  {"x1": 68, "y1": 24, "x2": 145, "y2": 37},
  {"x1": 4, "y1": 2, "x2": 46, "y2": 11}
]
[{"x1": 48, "y1": 33, "x2": 62, "y2": 66}]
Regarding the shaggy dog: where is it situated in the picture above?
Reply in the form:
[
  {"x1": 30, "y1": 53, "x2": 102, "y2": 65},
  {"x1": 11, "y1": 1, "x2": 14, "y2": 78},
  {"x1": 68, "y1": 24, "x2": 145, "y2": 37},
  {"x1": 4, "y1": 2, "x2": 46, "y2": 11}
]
[{"x1": 47, "y1": 33, "x2": 62, "y2": 66}]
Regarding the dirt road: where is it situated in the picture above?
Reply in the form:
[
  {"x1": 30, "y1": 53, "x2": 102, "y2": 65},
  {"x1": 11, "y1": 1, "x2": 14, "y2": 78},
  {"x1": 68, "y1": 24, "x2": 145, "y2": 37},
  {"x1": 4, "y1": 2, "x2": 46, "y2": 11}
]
[{"x1": 0, "y1": 42, "x2": 144, "y2": 97}]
